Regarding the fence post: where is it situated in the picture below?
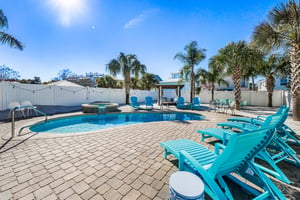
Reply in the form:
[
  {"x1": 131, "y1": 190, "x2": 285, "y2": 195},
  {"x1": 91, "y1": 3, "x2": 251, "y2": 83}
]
[{"x1": 11, "y1": 110, "x2": 15, "y2": 137}]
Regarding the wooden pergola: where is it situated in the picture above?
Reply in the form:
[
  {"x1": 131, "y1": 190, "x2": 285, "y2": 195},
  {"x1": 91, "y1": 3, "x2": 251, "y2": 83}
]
[{"x1": 156, "y1": 83, "x2": 184, "y2": 105}]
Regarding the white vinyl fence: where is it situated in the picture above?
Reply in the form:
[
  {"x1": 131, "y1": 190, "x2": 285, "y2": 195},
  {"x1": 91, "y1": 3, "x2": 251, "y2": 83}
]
[
  {"x1": 196, "y1": 90, "x2": 287, "y2": 107},
  {"x1": 0, "y1": 81, "x2": 288, "y2": 110},
  {"x1": 0, "y1": 81, "x2": 158, "y2": 110}
]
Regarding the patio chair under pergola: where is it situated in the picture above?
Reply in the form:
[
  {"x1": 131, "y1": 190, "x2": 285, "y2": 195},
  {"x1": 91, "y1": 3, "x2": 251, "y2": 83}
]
[{"x1": 156, "y1": 83, "x2": 184, "y2": 105}]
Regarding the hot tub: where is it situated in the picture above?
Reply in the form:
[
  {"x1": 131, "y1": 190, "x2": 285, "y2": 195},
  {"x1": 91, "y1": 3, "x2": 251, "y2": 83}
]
[{"x1": 81, "y1": 102, "x2": 119, "y2": 113}]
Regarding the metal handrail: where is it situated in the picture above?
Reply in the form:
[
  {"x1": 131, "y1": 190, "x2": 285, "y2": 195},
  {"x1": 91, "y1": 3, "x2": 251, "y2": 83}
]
[{"x1": 11, "y1": 105, "x2": 48, "y2": 137}]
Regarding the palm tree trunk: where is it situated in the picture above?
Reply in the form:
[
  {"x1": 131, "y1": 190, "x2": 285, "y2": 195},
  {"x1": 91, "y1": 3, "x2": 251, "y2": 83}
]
[
  {"x1": 190, "y1": 66, "x2": 195, "y2": 102},
  {"x1": 266, "y1": 75, "x2": 275, "y2": 107},
  {"x1": 124, "y1": 74, "x2": 131, "y2": 105},
  {"x1": 290, "y1": 46, "x2": 300, "y2": 121},
  {"x1": 211, "y1": 84, "x2": 215, "y2": 101},
  {"x1": 251, "y1": 76, "x2": 255, "y2": 90},
  {"x1": 233, "y1": 66, "x2": 241, "y2": 110}
]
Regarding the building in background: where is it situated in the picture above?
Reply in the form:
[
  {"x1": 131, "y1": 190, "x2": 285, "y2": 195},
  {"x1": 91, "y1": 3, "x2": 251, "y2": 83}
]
[
  {"x1": 67, "y1": 72, "x2": 104, "y2": 87},
  {"x1": 257, "y1": 77, "x2": 289, "y2": 91}
]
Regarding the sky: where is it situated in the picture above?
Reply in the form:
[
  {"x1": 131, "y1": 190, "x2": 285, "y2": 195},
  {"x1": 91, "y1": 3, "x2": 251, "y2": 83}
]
[{"x1": 0, "y1": 0, "x2": 285, "y2": 82}]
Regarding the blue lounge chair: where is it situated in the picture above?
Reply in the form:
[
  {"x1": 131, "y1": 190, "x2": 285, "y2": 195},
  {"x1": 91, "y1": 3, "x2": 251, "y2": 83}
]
[
  {"x1": 160, "y1": 127, "x2": 285, "y2": 200},
  {"x1": 130, "y1": 96, "x2": 141, "y2": 110},
  {"x1": 200, "y1": 109, "x2": 299, "y2": 184},
  {"x1": 145, "y1": 96, "x2": 153, "y2": 110},
  {"x1": 176, "y1": 97, "x2": 190, "y2": 109},
  {"x1": 190, "y1": 97, "x2": 201, "y2": 110}
]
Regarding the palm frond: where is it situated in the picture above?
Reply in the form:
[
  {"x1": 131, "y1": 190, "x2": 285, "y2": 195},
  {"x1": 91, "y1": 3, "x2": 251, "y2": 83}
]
[
  {"x1": 106, "y1": 59, "x2": 121, "y2": 77},
  {"x1": 0, "y1": 9, "x2": 8, "y2": 29},
  {"x1": 0, "y1": 32, "x2": 24, "y2": 50}
]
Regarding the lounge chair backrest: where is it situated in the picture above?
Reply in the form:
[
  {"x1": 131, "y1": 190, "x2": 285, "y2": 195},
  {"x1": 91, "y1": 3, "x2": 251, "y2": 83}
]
[
  {"x1": 177, "y1": 97, "x2": 184, "y2": 105},
  {"x1": 240, "y1": 100, "x2": 247, "y2": 106},
  {"x1": 130, "y1": 96, "x2": 138, "y2": 106},
  {"x1": 208, "y1": 127, "x2": 275, "y2": 177},
  {"x1": 226, "y1": 99, "x2": 233, "y2": 105},
  {"x1": 145, "y1": 96, "x2": 153, "y2": 106},
  {"x1": 276, "y1": 105, "x2": 287, "y2": 115},
  {"x1": 192, "y1": 97, "x2": 200, "y2": 105},
  {"x1": 261, "y1": 108, "x2": 289, "y2": 129}
]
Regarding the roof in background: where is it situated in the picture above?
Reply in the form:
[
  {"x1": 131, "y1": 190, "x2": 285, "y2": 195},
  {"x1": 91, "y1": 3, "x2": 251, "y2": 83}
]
[
  {"x1": 159, "y1": 78, "x2": 182, "y2": 85},
  {"x1": 48, "y1": 80, "x2": 84, "y2": 87}
]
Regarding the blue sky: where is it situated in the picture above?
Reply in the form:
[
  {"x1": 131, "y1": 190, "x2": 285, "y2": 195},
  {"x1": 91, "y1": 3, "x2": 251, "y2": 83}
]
[{"x1": 1, "y1": 0, "x2": 284, "y2": 82}]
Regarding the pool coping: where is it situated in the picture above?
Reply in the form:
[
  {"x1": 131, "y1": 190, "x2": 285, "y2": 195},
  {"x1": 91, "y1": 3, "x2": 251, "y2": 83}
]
[{"x1": 2, "y1": 110, "x2": 215, "y2": 140}]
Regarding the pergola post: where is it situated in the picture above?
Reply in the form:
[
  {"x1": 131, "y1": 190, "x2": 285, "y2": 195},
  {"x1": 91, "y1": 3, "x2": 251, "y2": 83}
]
[{"x1": 158, "y1": 86, "x2": 162, "y2": 105}]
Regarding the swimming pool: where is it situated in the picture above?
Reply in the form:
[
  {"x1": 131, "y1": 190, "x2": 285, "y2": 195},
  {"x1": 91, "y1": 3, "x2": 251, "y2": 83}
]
[{"x1": 30, "y1": 112, "x2": 204, "y2": 133}]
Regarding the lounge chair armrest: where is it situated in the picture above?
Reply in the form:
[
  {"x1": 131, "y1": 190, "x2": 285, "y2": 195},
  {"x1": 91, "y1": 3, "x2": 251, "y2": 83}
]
[
  {"x1": 257, "y1": 116, "x2": 266, "y2": 120},
  {"x1": 179, "y1": 150, "x2": 206, "y2": 172},
  {"x1": 252, "y1": 119, "x2": 264, "y2": 125},
  {"x1": 214, "y1": 143, "x2": 226, "y2": 155}
]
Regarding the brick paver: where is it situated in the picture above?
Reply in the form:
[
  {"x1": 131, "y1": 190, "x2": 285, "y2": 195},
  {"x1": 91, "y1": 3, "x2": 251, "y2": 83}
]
[{"x1": 0, "y1": 105, "x2": 299, "y2": 199}]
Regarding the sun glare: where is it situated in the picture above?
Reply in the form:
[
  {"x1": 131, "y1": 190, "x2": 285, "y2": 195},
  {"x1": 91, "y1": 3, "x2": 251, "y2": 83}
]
[{"x1": 47, "y1": 0, "x2": 88, "y2": 26}]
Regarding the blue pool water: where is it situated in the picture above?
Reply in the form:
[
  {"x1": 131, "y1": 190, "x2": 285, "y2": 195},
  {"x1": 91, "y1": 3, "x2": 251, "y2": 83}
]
[{"x1": 30, "y1": 112, "x2": 204, "y2": 133}]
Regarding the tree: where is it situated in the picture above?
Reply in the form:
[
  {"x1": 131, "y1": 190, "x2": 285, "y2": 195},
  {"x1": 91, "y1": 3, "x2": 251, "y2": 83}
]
[
  {"x1": 106, "y1": 52, "x2": 146, "y2": 104},
  {"x1": 32, "y1": 76, "x2": 41, "y2": 84},
  {"x1": 252, "y1": 0, "x2": 300, "y2": 120},
  {"x1": 258, "y1": 54, "x2": 289, "y2": 107},
  {"x1": 196, "y1": 56, "x2": 229, "y2": 101},
  {"x1": 96, "y1": 75, "x2": 120, "y2": 88},
  {"x1": 216, "y1": 41, "x2": 253, "y2": 110},
  {"x1": 130, "y1": 77, "x2": 140, "y2": 90},
  {"x1": 0, "y1": 9, "x2": 23, "y2": 50},
  {"x1": 19, "y1": 76, "x2": 41, "y2": 84},
  {"x1": 174, "y1": 41, "x2": 206, "y2": 102},
  {"x1": 57, "y1": 69, "x2": 75, "y2": 80},
  {"x1": 0, "y1": 65, "x2": 20, "y2": 80},
  {"x1": 139, "y1": 73, "x2": 159, "y2": 90},
  {"x1": 242, "y1": 48, "x2": 264, "y2": 90}
]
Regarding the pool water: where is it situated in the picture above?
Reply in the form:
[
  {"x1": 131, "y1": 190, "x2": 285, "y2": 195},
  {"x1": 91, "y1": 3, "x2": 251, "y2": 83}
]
[{"x1": 30, "y1": 112, "x2": 204, "y2": 133}]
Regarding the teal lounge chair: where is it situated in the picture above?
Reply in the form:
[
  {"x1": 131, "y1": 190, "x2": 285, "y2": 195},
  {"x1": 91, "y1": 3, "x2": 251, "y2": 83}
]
[
  {"x1": 190, "y1": 97, "x2": 201, "y2": 110},
  {"x1": 176, "y1": 97, "x2": 190, "y2": 109},
  {"x1": 160, "y1": 127, "x2": 285, "y2": 200},
  {"x1": 145, "y1": 96, "x2": 153, "y2": 110},
  {"x1": 130, "y1": 96, "x2": 141, "y2": 110},
  {"x1": 240, "y1": 100, "x2": 247, "y2": 108},
  {"x1": 200, "y1": 110, "x2": 299, "y2": 184},
  {"x1": 228, "y1": 105, "x2": 300, "y2": 146},
  {"x1": 223, "y1": 100, "x2": 236, "y2": 115}
]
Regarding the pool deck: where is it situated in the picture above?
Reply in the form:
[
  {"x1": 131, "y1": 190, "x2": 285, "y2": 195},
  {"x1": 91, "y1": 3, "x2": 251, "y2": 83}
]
[{"x1": 0, "y1": 104, "x2": 299, "y2": 199}]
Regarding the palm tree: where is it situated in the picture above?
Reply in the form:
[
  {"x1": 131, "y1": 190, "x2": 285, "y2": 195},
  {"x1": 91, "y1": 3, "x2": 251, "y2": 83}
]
[
  {"x1": 106, "y1": 52, "x2": 146, "y2": 104},
  {"x1": 130, "y1": 77, "x2": 140, "y2": 90},
  {"x1": 258, "y1": 54, "x2": 290, "y2": 107},
  {"x1": 96, "y1": 75, "x2": 118, "y2": 88},
  {"x1": 139, "y1": 73, "x2": 159, "y2": 90},
  {"x1": 196, "y1": 56, "x2": 229, "y2": 101},
  {"x1": 252, "y1": 0, "x2": 300, "y2": 120},
  {"x1": 216, "y1": 41, "x2": 253, "y2": 110},
  {"x1": 0, "y1": 9, "x2": 23, "y2": 50},
  {"x1": 242, "y1": 48, "x2": 264, "y2": 90},
  {"x1": 174, "y1": 41, "x2": 206, "y2": 102}
]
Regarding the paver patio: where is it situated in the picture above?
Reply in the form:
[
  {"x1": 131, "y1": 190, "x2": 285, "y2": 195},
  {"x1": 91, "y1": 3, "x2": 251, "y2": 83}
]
[{"x1": 0, "y1": 105, "x2": 299, "y2": 199}]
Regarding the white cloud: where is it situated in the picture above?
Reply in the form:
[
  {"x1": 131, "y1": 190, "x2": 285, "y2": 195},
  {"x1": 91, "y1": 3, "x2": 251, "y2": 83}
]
[
  {"x1": 46, "y1": 0, "x2": 90, "y2": 27},
  {"x1": 124, "y1": 9, "x2": 159, "y2": 29}
]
